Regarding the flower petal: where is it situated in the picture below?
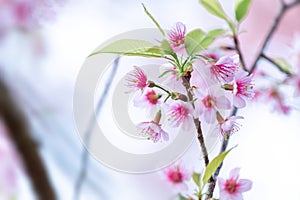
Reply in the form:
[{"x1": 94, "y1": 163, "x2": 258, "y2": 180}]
[
  {"x1": 204, "y1": 109, "x2": 216, "y2": 123},
  {"x1": 238, "y1": 179, "x2": 252, "y2": 192},
  {"x1": 216, "y1": 96, "x2": 231, "y2": 109},
  {"x1": 229, "y1": 168, "x2": 240, "y2": 180},
  {"x1": 231, "y1": 192, "x2": 244, "y2": 200},
  {"x1": 233, "y1": 95, "x2": 246, "y2": 108}
]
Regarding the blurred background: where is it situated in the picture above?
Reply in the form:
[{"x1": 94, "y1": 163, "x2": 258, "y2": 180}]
[{"x1": 0, "y1": 0, "x2": 299, "y2": 199}]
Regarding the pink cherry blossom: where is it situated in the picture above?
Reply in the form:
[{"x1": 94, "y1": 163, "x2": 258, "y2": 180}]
[
  {"x1": 165, "y1": 100, "x2": 194, "y2": 131},
  {"x1": 133, "y1": 88, "x2": 162, "y2": 108},
  {"x1": 137, "y1": 121, "x2": 168, "y2": 143},
  {"x1": 218, "y1": 168, "x2": 252, "y2": 200},
  {"x1": 232, "y1": 70, "x2": 255, "y2": 108},
  {"x1": 0, "y1": 121, "x2": 19, "y2": 198},
  {"x1": 194, "y1": 89, "x2": 231, "y2": 123},
  {"x1": 211, "y1": 55, "x2": 239, "y2": 83},
  {"x1": 164, "y1": 163, "x2": 191, "y2": 191},
  {"x1": 266, "y1": 87, "x2": 291, "y2": 114},
  {"x1": 218, "y1": 115, "x2": 244, "y2": 138},
  {"x1": 126, "y1": 66, "x2": 148, "y2": 91},
  {"x1": 168, "y1": 22, "x2": 186, "y2": 52},
  {"x1": 160, "y1": 63, "x2": 186, "y2": 94}
]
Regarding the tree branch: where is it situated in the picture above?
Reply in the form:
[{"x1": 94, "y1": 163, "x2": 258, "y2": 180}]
[
  {"x1": 261, "y1": 53, "x2": 293, "y2": 75},
  {"x1": 249, "y1": 0, "x2": 300, "y2": 74},
  {"x1": 206, "y1": 0, "x2": 300, "y2": 197},
  {"x1": 233, "y1": 36, "x2": 247, "y2": 72},
  {"x1": 0, "y1": 77, "x2": 56, "y2": 200},
  {"x1": 182, "y1": 75, "x2": 209, "y2": 167}
]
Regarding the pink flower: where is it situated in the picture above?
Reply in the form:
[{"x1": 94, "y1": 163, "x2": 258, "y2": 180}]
[
  {"x1": 159, "y1": 63, "x2": 186, "y2": 94},
  {"x1": 211, "y1": 55, "x2": 239, "y2": 83},
  {"x1": 194, "y1": 90, "x2": 231, "y2": 123},
  {"x1": 231, "y1": 70, "x2": 255, "y2": 108},
  {"x1": 266, "y1": 87, "x2": 291, "y2": 114},
  {"x1": 218, "y1": 116, "x2": 244, "y2": 138},
  {"x1": 133, "y1": 88, "x2": 162, "y2": 108},
  {"x1": 168, "y1": 22, "x2": 186, "y2": 52},
  {"x1": 126, "y1": 66, "x2": 148, "y2": 91},
  {"x1": 218, "y1": 168, "x2": 252, "y2": 200},
  {"x1": 164, "y1": 163, "x2": 191, "y2": 191},
  {"x1": 165, "y1": 101, "x2": 194, "y2": 131},
  {"x1": 137, "y1": 121, "x2": 168, "y2": 143},
  {"x1": 0, "y1": 121, "x2": 19, "y2": 198}
]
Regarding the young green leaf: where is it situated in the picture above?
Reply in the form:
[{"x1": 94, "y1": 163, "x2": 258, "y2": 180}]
[
  {"x1": 202, "y1": 145, "x2": 237, "y2": 186},
  {"x1": 274, "y1": 58, "x2": 294, "y2": 75},
  {"x1": 161, "y1": 39, "x2": 174, "y2": 55},
  {"x1": 199, "y1": 0, "x2": 228, "y2": 20},
  {"x1": 192, "y1": 172, "x2": 201, "y2": 187},
  {"x1": 142, "y1": 3, "x2": 165, "y2": 36},
  {"x1": 178, "y1": 194, "x2": 188, "y2": 200},
  {"x1": 235, "y1": 0, "x2": 252, "y2": 22},
  {"x1": 207, "y1": 29, "x2": 226, "y2": 38},
  {"x1": 184, "y1": 29, "x2": 206, "y2": 55},
  {"x1": 89, "y1": 39, "x2": 163, "y2": 58}
]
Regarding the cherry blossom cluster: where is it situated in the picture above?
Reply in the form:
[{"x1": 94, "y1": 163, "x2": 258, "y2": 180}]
[{"x1": 126, "y1": 22, "x2": 255, "y2": 143}]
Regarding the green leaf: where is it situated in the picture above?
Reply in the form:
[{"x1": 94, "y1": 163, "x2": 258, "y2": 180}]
[
  {"x1": 158, "y1": 69, "x2": 175, "y2": 78},
  {"x1": 178, "y1": 194, "x2": 188, "y2": 200},
  {"x1": 192, "y1": 172, "x2": 201, "y2": 187},
  {"x1": 202, "y1": 145, "x2": 237, "y2": 186},
  {"x1": 89, "y1": 39, "x2": 163, "y2": 58},
  {"x1": 161, "y1": 39, "x2": 174, "y2": 54},
  {"x1": 142, "y1": 3, "x2": 165, "y2": 36},
  {"x1": 207, "y1": 29, "x2": 226, "y2": 38},
  {"x1": 274, "y1": 58, "x2": 294, "y2": 75},
  {"x1": 235, "y1": 0, "x2": 252, "y2": 22},
  {"x1": 185, "y1": 29, "x2": 206, "y2": 55},
  {"x1": 200, "y1": 0, "x2": 228, "y2": 20}
]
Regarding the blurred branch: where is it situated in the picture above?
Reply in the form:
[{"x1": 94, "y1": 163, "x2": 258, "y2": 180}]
[
  {"x1": 0, "y1": 76, "x2": 56, "y2": 200},
  {"x1": 73, "y1": 56, "x2": 120, "y2": 200},
  {"x1": 261, "y1": 53, "x2": 293, "y2": 75},
  {"x1": 205, "y1": 2, "x2": 300, "y2": 198},
  {"x1": 249, "y1": 0, "x2": 300, "y2": 73}
]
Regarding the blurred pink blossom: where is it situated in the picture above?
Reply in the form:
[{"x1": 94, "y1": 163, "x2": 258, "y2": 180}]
[
  {"x1": 218, "y1": 168, "x2": 252, "y2": 200},
  {"x1": 0, "y1": 120, "x2": 20, "y2": 198},
  {"x1": 164, "y1": 163, "x2": 191, "y2": 191}
]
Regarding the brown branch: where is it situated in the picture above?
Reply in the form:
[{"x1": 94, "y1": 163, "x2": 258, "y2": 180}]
[
  {"x1": 233, "y1": 36, "x2": 247, "y2": 72},
  {"x1": 0, "y1": 77, "x2": 56, "y2": 200},
  {"x1": 249, "y1": 0, "x2": 300, "y2": 74},
  {"x1": 261, "y1": 53, "x2": 293, "y2": 76},
  {"x1": 206, "y1": 1, "x2": 300, "y2": 198},
  {"x1": 182, "y1": 75, "x2": 210, "y2": 167}
]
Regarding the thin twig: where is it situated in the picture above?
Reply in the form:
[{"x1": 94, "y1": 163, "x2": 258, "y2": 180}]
[
  {"x1": 261, "y1": 53, "x2": 293, "y2": 75},
  {"x1": 205, "y1": 107, "x2": 237, "y2": 199},
  {"x1": 233, "y1": 36, "x2": 247, "y2": 72},
  {"x1": 73, "y1": 57, "x2": 120, "y2": 200},
  {"x1": 0, "y1": 76, "x2": 56, "y2": 200},
  {"x1": 205, "y1": 3, "x2": 299, "y2": 196},
  {"x1": 249, "y1": 0, "x2": 300, "y2": 74}
]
